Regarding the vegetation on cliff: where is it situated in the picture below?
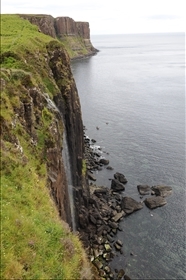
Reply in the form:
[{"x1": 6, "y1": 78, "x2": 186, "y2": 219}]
[{"x1": 0, "y1": 14, "x2": 93, "y2": 279}]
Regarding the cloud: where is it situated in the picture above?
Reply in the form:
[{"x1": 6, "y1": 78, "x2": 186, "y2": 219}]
[
  {"x1": 1, "y1": 0, "x2": 186, "y2": 34},
  {"x1": 147, "y1": 15, "x2": 181, "y2": 20}
]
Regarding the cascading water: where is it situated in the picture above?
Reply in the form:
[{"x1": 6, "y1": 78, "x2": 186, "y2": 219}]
[
  {"x1": 62, "y1": 132, "x2": 76, "y2": 231},
  {"x1": 44, "y1": 92, "x2": 76, "y2": 231}
]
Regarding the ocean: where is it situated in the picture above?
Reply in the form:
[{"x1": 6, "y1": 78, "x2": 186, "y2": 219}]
[{"x1": 71, "y1": 33, "x2": 185, "y2": 279}]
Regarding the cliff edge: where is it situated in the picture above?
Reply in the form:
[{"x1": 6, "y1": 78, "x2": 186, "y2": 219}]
[{"x1": 20, "y1": 14, "x2": 98, "y2": 59}]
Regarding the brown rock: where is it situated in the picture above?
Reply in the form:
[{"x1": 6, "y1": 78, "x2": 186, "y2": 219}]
[
  {"x1": 111, "y1": 179, "x2": 125, "y2": 192},
  {"x1": 114, "y1": 172, "x2": 128, "y2": 184},
  {"x1": 144, "y1": 196, "x2": 167, "y2": 209},
  {"x1": 137, "y1": 184, "x2": 151, "y2": 195},
  {"x1": 121, "y1": 197, "x2": 143, "y2": 214},
  {"x1": 151, "y1": 185, "x2": 172, "y2": 197}
]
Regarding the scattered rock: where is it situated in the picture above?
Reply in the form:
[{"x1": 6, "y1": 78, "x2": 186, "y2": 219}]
[
  {"x1": 114, "y1": 172, "x2": 128, "y2": 184},
  {"x1": 108, "y1": 221, "x2": 118, "y2": 229},
  {"x1": 111, "y1": 210, "x2": 125, "y2": 222},
  {"x1": 121, "y1": 196, "x2": 143, "y2": 214},
  {"x1": 114, "y1": 240, "x2": 123, "y2": 251},
  {"x1": 94, "y1": 187, "x2": 108, "y2": 195},
  {"x1": 137, "y1": 184, "x2": 151, "y2": 195},
  {"x1": 111, "y1": 179, "x2": 125, "y2": 192},
  {"x1": 151, "y1": 185, "x2": 172, "y2": 197},
  {"x1": 117, "y1": 269, "x2": 125, "y2": 279},
  {"x1": 106, "y1": 166, "x2": 114, "y2": 170},
  {"x1": 83, "y1": 132, "x2": 172, "y2": 279},
  {"x1": 144, "y1": 196, "x2": 167, "y2": 209},
  {"x1": 87, "y1": 171, "x2": 96, "y2": 181},
  {"x1": 104, "y1": 243, "x2": 112, "y2": 251},
  {"x1": 104, "y1": 266, "x2": 111, "y2": 274},
  {"x1": 124, "y1": 275, "x2": 131, "y2": 280},
  {"x1": 93, "y1": 259, "x2": 103, "y2": 270},
  {"x1": 99, "y1": 158, "x2": 109, "y2": 165}
]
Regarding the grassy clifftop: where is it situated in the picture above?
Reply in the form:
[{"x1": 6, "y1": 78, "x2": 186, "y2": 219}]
[{"x1": 0, "y1": 14, "x2": 93, "y2": 279}]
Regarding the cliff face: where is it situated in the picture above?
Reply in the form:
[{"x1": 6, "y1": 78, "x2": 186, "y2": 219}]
[
  {"x1": 21, "y1": 14, "x2": 98, "y2": 59},
  {"x1": 1, "y1": 14, "x2": 90, "y2": 227},
  {"x1": 21, "y1": 14, "x2": 56, "y2": 38},
  {"x1": 55, "y1": 17, "x2": 90, "y2": 39},
  {"x1": 1, "y1": 14, "x2": 94, "y2": 279},
  {"x1": 47, "y1": 45, "x2": 84, "y2": 187}
]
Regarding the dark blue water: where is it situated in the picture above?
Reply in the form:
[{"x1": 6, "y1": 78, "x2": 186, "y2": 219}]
[{"x1": 71, "y1": 33, "x2": 185, "y2": 279}]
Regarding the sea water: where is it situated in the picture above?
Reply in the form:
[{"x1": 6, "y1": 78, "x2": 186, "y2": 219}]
[{"x1": 71, "y1": 33, "x2": 185, "y2": 279}]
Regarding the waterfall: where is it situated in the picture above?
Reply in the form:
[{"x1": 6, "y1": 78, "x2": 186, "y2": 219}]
[
  {"x1": 62, "y1": 132, "x2": 76, "y2": 231},
  {"x1": 43, "y1": 92, "x2": 76, "y2": 231}
]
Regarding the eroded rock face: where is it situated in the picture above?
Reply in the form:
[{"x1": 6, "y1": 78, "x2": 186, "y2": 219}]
[
  {"x1": 47, "y1": 42, "x2": 84, "y2": 188},
  {"x1": 55, "y1": 17, "x2": 90, "y2": 39},
  {"x1": 76, "y1": 21, "x2": 90, "y2": 39},
  {"x1": 55, "y1": 17, "x2": 78, "y2": 36}
]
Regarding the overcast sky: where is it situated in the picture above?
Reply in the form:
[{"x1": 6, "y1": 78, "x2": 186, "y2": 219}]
[{"x1": 1, "y1": 0, "x2": 186, "y2": 35}]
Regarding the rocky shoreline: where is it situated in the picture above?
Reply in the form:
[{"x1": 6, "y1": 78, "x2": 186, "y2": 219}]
[{"x1": 78, "y1": 129, "x2": 173, "y2": 280}]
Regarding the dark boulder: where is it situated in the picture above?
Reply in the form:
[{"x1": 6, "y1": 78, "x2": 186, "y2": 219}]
[
  {"x1": 111, "y1": 179, "x2": 125, "y2": 192},
  {"x1": 87, "y1": 171, "x2": 96, "y2": 181},
  {"x1": 99, "y1": 158, "x2": 109, "y2": 165},
  {"x1": 124, "y1": 275, "x2": 131, "y2": 280},
  {"x1": 106, "y1": 166, "x2": 114, "y2": 170},
  {"x1": 114, "y1": 172, "x2": 128, "y2": 184},
  {"x1": 144, "y1": 196, "x2": 167, "y2": 209},
  {"x1": 121, "y1": 197, "x2": 143, "y2": 214},
  {"x1": 111, "y1": 211, "x2": 125, "y2": 222},
  {"x1": 117, "y1": 269, "x2": 125, "y2": 279},
  {"x1": 151, "y1": 185, "x2": 172, "y2": 197},
  {"x1": 94, "y1": 187, "x2": 108, "y2": 195},
  {"x1": 137, "y1": 184, "x2": 151, "y2": 195}
]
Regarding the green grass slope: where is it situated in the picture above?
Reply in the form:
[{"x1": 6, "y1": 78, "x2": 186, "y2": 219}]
[{"x1": 0, "y1": 14, "x2": 93, "y2": 279}]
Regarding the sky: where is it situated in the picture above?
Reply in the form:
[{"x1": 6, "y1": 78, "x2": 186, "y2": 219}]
[{"x1": 1, "y1": 0, "x2": 186, "y2": 35}]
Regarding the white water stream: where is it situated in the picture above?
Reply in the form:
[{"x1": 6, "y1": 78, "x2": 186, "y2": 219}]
[
  {"x1": 44, "y1": 92, "x2": 76, "y2": 231},
  {"x1": 62, "y1": 132, "x2": 76, "y2": 231}
]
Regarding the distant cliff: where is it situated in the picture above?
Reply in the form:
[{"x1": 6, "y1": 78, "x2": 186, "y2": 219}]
[{"x1": 20, "y1": 14, "x2": 98, "y2": 59}]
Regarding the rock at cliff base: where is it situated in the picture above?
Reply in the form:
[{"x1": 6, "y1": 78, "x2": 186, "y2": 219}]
[
  {"x1": 114, "y1": 172, "x2": 128, "y2": 184},
  {"x1": 111, "y1": 179, "x2": 125, "y2": 192},
  {"x1": 87, "y1": 171, "x2": 96, "y2": 181},
  {"x1": 99, "y1": 158, "x2": 109, "y2": 165},
  {"x1": 137, "y1": 184, "x2": 151, "y2": 195},
  {"x1": 121, "y1": 197, "x2": 143, "y2": 214},
  {"x1": 144, "y1": 196, "x2": 167, "y2": 209},
  {"x1": 107, "y1": 166, "x2": 114, "y2": 170},
  {"x1": 111, "y1": 210, "x2": 126, "y2": 222},
  {"x1": 117, "y1": 269, "x2": 125, "y2": 279},
  {"x1": 151, "y1": 185, "x2": 172, "y2": 197}
]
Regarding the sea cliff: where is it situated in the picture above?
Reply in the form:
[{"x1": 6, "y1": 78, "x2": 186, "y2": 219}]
[
  {"x1": 20, "y1": 14, "x2": 98, "y2": 59},
  {"x1": 1, "y1": 14, "x2": 95, "y2": 279}
]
